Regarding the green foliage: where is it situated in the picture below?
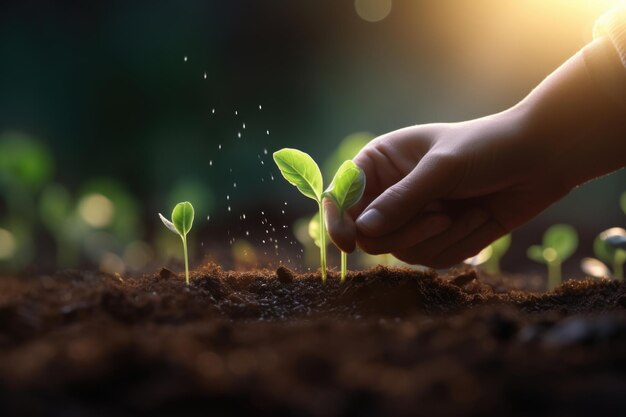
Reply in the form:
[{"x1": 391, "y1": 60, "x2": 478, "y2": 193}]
[
  {"x1": 0, "y1": 132, "x2": 53, "y2": 191},
  {"x1": 325, "y1": 160, "x2": 365, "y2": 282},
  {"x1": 39, "y1": 184, "x2": 72, "y2": 234},
  {"x1": 527, "y1": 224, "x2": 578, "y2": 290},
  {"x1": 168, "y1": 178, "x2": 213, "y2": 219},
  {"x1": 274, "y1": 148, "x2": 327, "y2": 281},
  {"x1": 593, "y1": 228, "x2": 626, "y2": 280},
  {"x1": 325, "y1": 160, "x2": 366, "y2": 213},
  {"x1": 621, "y1": 191, "x2": 626, "y2": 216},
  {"x1": 159, "y1": 202, "x2": 195, "y2": 285},
  {"x1": 172, "y1": 202, "x2": 194, "y2": 236},
  {"x1": 273, "y1": 148, "x2": 323, "y2": 202},
  {"x1": 308, "y1": 213, "x2": 327, "y2": 248}
]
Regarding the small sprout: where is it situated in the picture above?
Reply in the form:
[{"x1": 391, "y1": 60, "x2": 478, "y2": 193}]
[
  {"x1": 527, "y1": 224, "x2": 578, "y2": 290},
  {"x1": 592, "y1": 227, "x2": 626, "y2": 280},
  {"x1": 159, "y1": 202, "x2": 194, "y2": 285},
  {"x1": 325, "y1": 160, "x2": 366, "y2": 282},
  {"x1": 273, "y1": 148, "x2": 327, "y2": 281},
  {"x1": 465, "y1": 234, "x2": 511, "y2": 275}
]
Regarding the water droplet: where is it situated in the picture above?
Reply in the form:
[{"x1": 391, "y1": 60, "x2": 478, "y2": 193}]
[
  {"x1": 235, "y1": 110, "x2": 238, "y2": 115},
  {"x1": 212, "y1": 108, "x2": 215, "y2": 114},
  {"x1": 261, "y1": 161, "x2": 264, "y2": 165},
  {"x1": 228, "y1": 206, "x2": 231, "y2": 212},
  {"x1": 242, "y1": 214, "x2": 246, "y2": 219},
  {"x1": 270, "y1": 174, "x2": 274, "y2": 181},
  {"x1": 237, "y1": 132, "x2": 241, "y2": 139},
  {"x1": 259, "y1": 105, "x2": 262, "y2": 110},
  {"x1": 207, "y1": 215, "x2": 210, "y2": 221},
  {"x1": 246, "y1": 231, "x2": 250, "y2": 236},
  {"x1": 263, "y1": 148, "x2": 268, "y2": 155},
  {"x1": 284, "y1": 202, "x2": 288, "y2": 206},
  {"x1": 203, "y1": 72, "x2": 207, "y2": 79},
  {"x1": 281, "y1": 210, "x2": 285, "y2": 214},
  {"x1": 184, "y1": 56, "x2": 188, "y2": 62},
  {"x1": 218, "y1": 144, "x2": 222, "y2": 150},
  {"x1": 233, "y1": 182, "x2": 237, "y2": 188},
  {"x1": 266, "y1": 130, "x2": 270, "y2": 135},
  {"x1": 227, "y1": 195, "x2": 230, "y2": 200},
  {"x1": 242, "y1": 123, "x2": 246, "y2": 129},
  {"x1": 209, "y1": 160, "x2": 213, "y2": 166}
]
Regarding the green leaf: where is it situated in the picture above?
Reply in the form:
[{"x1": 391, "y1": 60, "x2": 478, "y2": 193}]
[
  {"x1": 543, "y1": 224, "x2": 578, "y2": 261},
  {"x1": 527, "y1": 245, "x2": 546, "y2": 264},
  {"x1": 39, "y1": 184, "x2": 72, "y2": 233},
  {"x1": 172, "y1": 202, "x2": 194, "y2": 236},
  {"x1": 325, "y1": 160, "x2": 366, "y2": 212},
  {"x1": 273, "y1": 148, "x2": 323, "y2": 202},
  {"x1": 322, "y1": 132, "x2": 372, "y2": 180},
  {"x1": 490, "y1": 234, "x2": 511, "y2": 259}
]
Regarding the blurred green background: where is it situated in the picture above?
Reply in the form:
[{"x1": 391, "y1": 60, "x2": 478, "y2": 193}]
[{"x1": 0, "y1": 0, "x2": 624, "y2": 277}]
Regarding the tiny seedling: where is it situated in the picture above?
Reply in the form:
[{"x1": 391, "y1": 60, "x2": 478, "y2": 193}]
[
  {"x1": 325, "y1": 160, "x2": 366, "y2": 282},
  {"x1": 593, "y1": 227, "x2": 626, "y2": 280},
  {"x1": 274, "y1": 148, "x2": 365, "y2": 283},
  {"x1": 159, "y1": 201, "x2": 194, "y2": 285},
  {"x1": 273, "y1": 148, "x2": 328, "y2": 281},
  {"x1": 527, "y1": 224, "x2": 578, "y2": 290}
]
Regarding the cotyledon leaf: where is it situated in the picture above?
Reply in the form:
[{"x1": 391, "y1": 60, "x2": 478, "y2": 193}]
[
  {"x1": 325, "y1": 160, "x2": 365, "y2": 212},
  {"x1": 159, "y1": 213, "x2": 179, "y2": 235},
  {"x1": 273, "y1": 148, "x2": 323, "y2": 202},
  {"x1": 172, "y1": 201, "x2": 194, "y2": 236}
]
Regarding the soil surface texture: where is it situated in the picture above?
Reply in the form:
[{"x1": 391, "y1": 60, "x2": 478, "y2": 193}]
[{"x1": 1, "y1": 265, "x2": 625, "y2": 417}]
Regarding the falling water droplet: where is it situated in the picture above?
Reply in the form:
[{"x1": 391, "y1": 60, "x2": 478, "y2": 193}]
[
  {"x1": 227, "y1": 195, "x2": 230, "y2": 200},
  {"x1": 207, "y1": 215, "x2": 210, "y2": 221},
  {"x1": 228, "y1": 206, "x2": 231, "y2": 212},
  {"x1": 263, "y1": 148, "x2": 268, "y2": 155},
  {"x1": 184, "y1": 56, "x2": 188, "y2": 62},
  {"x1": 242, "y1": 123, "x2": 246, "y2": 129},
  {"x1": 209, "y1": 160, "x2": 213, "y2": 166},
  {"x1": 235, "y1": 110, "x2": 238, "y2": 115},
  {"x1": 203, "y1": 72, "x2": 207, "y2": 79},
  {"x1": 233, "y1": 182, "x2": 237, "y2": 188},
  {"x1": 212, "y1": 108, "x2": 215, "y2": 114},
  {"x1": 266, "y1": 130, "x2": 270, "y2": 135},
  {"x1": 237, "y1": 132, "x2": 241, "y2": 139},
  {"x1": 243, "y1": 214, "x2": 246, "y2": 219},
  {"x1": 259, "y1": 105, "x2": 262, "y2": 110},
  {"x1": 218, "y1": 144, "x2": 222, "y2": 150}
]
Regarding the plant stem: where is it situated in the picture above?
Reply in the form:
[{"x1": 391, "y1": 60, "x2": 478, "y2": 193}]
[
  {"x1": 483, "y1": 258, "x2": 500, "y2": 275},
  {"x1": 613, "y1": 257, "x2": 624, "y2": 281},
  {"x1": 182, "y1": 235, "x2": 190, "y2": 286},
  {"x1": 547, "y1": 260, "x2": 561, "y2": 290},
  {"x1": 341, "y1": 251, "x2": 347, "y2": 283},
  {"x1": 318, "y1": 201, "x2": 327, "y2": 283}
]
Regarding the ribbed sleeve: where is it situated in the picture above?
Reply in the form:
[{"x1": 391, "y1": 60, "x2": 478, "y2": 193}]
[
  {"x1": 583, "y1": 6, "x2": 626, "y2": 110},
  {"x1": 593, "y1": 6, "x2": 626, "y2": 70}
]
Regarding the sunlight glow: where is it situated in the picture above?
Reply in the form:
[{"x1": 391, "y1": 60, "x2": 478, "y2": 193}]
[
  {"x1": 355, "y1": 0, "x2": 392, "y2": 23},
  {"x1": 0, "y1": 228, "x2": 16, "y2": 260},
  {"x1": 78, "y1": 193, "x2": 115, "y2": 228}
]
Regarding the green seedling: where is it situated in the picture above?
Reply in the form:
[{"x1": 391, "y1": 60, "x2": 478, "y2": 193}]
[
  {"x1": 593, "y1": 227, "x2": 626, "y2": 280},
  {"x1": 274, "y1": 149, "x2": 365, "y2": 283},
  {"x1": 273, "y1": 148, "x2": 328, "y2": 281},
  {"x1": 527, "y1": 224, "x2": 578, "y2": 290},
  {"x1": 159, "y1": 202, "x2": 194, "y2": 285},
  {"x1": 465, "y1": 234, "x2": 511, "y2": 274},
  {"x1": 325, "y1": 160, "x2": 366, "y2": 282}
]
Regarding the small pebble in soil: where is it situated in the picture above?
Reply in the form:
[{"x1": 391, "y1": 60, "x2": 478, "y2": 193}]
[
  {"x1": 451, "y1": 270, "x2": 477, "y2": 287},
  {"x1": 159, "y1": 268, "x2": 174, "y2": 280},
  {"x1": 276, "y1": 266, "x2": 294, "y2": 284}
]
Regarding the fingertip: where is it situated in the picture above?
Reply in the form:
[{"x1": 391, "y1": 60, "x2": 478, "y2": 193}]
[
  {"x1": 324, "y1": 198, "x2": 357, "y2": 253},
  {"x1": 355, "y1": 208, "x2": 385, "y2": 237}
]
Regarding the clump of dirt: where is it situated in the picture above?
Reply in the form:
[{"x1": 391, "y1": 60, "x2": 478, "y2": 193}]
[{"x1": 0, "y1": 265, "x2": 625, "y2": 417}]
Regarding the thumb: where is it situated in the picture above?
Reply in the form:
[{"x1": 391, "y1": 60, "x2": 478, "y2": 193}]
[
  {"x1": 323, "y1": 197, "x2": 357, "y2": 253},
  {"x1": 355, "y1": 154, "x2": 459, "y2": 237}
]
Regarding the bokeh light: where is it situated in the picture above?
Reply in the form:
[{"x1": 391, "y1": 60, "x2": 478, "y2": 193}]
[
  {"x1": 354, "y1": 0, "x2": 392, "y2": 22},
  {"x1": 0, "y1": 228, "x2": 16, "y2": 260},
  {"x1": 78, "y1": 194, "x2": 115, "y2": 229}
]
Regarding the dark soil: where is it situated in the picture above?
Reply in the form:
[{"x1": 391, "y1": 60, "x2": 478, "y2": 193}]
[{"x1": 1, "y1": 265, "x2": 626, "y2": 417}]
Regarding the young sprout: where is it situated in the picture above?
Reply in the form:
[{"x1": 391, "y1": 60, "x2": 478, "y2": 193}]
[
  {"x1": 325, "y1": 160, "x2": 366, "y2": 282},
  {"x1": 465, "y1": 234, "x2": 511, "y2": 275},
  {"x1": 592, "y1": 227, "x2": 626, "y2": 280},
  {"x1": 527, "y1": 224, "x2": 578, "y2": 290},
  {"x1": 273, "y1": 148, "x2": 328, "y2": 281},
  {"x1": 159, "y1": 202, "x2": 194, "y2": 285}
]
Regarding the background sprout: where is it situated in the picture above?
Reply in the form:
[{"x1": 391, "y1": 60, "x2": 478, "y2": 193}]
[
  {"x1": 527, "y1": 224, "x2": 578, "y2": 290},
  {"x1": 465, "y1": 234, "x2": 511, "y2": 275},
  {"x1": 273, "y1": 148, "x2": 328, "y2": 281},
  {"x1": 592, "y1": 227, "x2": 626, "y2": 280},
  {"x1": 323, "y1": 132, "x2": 372, "y2": 180},
  {"x1": 325, "y1": 160, "x2": 366, "y2": 282},
  {"x1": 159, "y1": 202, "x2": 195, "y2": 285}
]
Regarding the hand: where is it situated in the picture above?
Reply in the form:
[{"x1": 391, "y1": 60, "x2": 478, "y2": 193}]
[
  {"x1": 326, "y1": 108, "x2": 569, "y2": 268},
  {"x1": 326, "y1": 42, "x2": 626, "y2": 268}
]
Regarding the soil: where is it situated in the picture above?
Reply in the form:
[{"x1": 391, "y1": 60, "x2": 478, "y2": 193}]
[{"x1": 1, "y1": 265, "x2": 626, "y2": 417}]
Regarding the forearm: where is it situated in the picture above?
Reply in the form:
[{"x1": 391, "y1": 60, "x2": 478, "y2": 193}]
[{"x1": 513, "y1": 39, "x2": 626, "y2": 190}]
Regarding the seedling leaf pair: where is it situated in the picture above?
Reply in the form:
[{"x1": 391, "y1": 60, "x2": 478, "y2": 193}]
[
  {"x1": 527, "y1": 224, "x2": 578, "y2": 290},
  {"x1": 273, "y1": 148, "x2": 366, "y2": 282},
  {"x1": 159, "y1": 202, "x2": 194, "y2": 285}
]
